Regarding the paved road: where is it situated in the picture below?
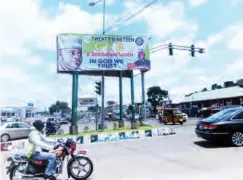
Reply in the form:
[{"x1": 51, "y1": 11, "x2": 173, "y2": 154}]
[{"x1": 2, "y1": 119, "x2": 242, "y2": 180}]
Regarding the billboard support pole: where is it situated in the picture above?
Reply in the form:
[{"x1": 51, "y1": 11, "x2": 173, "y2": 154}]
[
  {"x1": 101, "y1": 71, "x2": 105, "y2": 131},
  {"x1": 141, "y1": 70, "x2": 146, "y2": 122},
  {"x1": 130, "y1": 71, "x2": 136, "y2": 129},
  {"x1": 70, "y1": 72, "x2": 78, "y2": 135},
  {"x1": 96, "y1": 100, "x2": 98, "y2": 131},
  {"x1": 119, "y1": 71, "x2": 124, "y2": 127},
  {"x1": 101, "y1": 0, "x2": 106, "y2": 131}
]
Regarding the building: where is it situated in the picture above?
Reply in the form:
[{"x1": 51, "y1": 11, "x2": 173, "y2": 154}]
[
  {"x1": 180, "y1": 86, "x2": 243, "y2": 116},
  {"x1": 0, "y1": 105, "x2": 37, "y2": 122}
]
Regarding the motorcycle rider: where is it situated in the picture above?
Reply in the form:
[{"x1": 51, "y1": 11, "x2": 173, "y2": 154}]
[
  {"x1": 46, "y1": 119, "x2": 57, "y2": 135},
  {"x1": 27, "y1": 120, "x2": 57, "y2": 180}
]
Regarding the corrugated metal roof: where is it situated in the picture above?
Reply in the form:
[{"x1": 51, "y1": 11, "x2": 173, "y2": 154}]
[{"x1": 180, "y1": 86, "x2": 243, "y2": 103}]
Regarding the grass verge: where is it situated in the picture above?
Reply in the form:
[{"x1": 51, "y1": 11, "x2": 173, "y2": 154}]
[{"x1": 50, "y1": 125, "x2": 161, "y2": 139}]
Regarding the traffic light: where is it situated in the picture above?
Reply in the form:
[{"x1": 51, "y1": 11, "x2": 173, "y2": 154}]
[
  {"x1": 168, "y1": 43, "x2": 173, "y2": 56},
  {"x1": 199, "y1": 48, "x2": 205, "y2": 54},
  {"x1": 95, "y1": 81, "x2": 101, "y2": 95},
  {"x1": 191, "y1": 44, "x2": 195, "y2": 57}
]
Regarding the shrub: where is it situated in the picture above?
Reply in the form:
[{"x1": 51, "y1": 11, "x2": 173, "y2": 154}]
[
  {"x1": 119, "y1": 121, "x2": 125, "y2": 128},
  {"x1": 83, "y1": 126, "x2": 89, "y2": 133}
]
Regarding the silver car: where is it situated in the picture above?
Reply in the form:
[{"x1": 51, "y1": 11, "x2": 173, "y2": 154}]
[{"x1": 0, "y1": 122, "x2": 34, "y2": 142}]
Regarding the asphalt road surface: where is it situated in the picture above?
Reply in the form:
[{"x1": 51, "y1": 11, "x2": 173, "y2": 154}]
[{"x1": 1, "y1": 119, "x2": 243, "y2": 180}]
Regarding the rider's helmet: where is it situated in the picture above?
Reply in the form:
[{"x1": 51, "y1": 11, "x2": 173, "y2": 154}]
[{"x1": 33, "y1": 120, "x2": 45, "y2": 132}]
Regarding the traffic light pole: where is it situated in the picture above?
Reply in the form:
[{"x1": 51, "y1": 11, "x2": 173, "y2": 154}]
[
  {"x1": 101, "y1": 71, "x2": 105, "y2": 130},
  {"x1": 119, "y1": 71, "x2": 124, "y2": 127}
]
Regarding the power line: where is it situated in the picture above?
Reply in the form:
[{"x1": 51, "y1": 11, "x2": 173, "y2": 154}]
[
  {"x1": 105, "y1": 0, "x2": 159, "y2": 33},
  {"x1": 105, "y1": 0, "x2": 150, "y2": 32}
]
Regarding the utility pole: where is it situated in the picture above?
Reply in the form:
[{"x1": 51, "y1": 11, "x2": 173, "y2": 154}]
[{"x1": 89, "y1": 0, "x2": 106, "y2": 131}]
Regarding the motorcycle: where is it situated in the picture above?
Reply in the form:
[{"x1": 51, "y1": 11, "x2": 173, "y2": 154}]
[
  {"x1": 45, "y1": 125, "x2": 64, "y2": 137},
  {"x1": 6, "y1": 138, "x2": 93, "y2": 180}
]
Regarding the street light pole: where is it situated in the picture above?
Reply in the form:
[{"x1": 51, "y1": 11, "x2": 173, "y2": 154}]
[{"x1": 89, "y1": 0, "x2": 106, "y2": 131}]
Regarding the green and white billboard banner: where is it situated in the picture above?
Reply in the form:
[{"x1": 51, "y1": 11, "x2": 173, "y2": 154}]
[{"x1": 56, "y1": 33, "x2": 151, "y2": 72}]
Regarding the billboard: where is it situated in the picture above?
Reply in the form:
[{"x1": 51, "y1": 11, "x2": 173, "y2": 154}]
[
  {"x1": 78, "y1": 98, "x2": 97, "y2": 107},
  {"x1": 56, "y1": 33, "x2": 151, "y2": 72}
]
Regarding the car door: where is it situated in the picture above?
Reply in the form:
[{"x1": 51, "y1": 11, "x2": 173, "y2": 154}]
[
  {"x1": 230, "y1": 111, "x2": 243, "y2": 132},
  {"x1": 5, "y1": 123, "x2": 19, "y2": 139},
  {"x1": 17, "y1": 122, "x2": 31, "y2": 138}
]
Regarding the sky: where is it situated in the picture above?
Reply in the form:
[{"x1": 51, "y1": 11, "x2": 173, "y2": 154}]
[{"x1": 0, "y1": 0, "x2": 243, "y2": 110}]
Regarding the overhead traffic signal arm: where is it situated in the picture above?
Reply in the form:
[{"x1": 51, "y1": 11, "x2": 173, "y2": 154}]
[{"x1": 152, "y1": 43, "x2": 205, "y2": 57}]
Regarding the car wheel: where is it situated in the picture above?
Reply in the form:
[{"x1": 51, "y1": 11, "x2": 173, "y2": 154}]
[
  {"x1": 231, "y1": 132, "x2": 243, "y2": 147},
  {"x1": 1, "y1": 134, "x2": 10, "y2": 142}
]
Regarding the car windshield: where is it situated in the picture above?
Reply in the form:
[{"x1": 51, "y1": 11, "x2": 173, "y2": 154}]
[
  {"x1": 206, "y1": 108, "x2": 241, "y2": 122},
  {"x1": 174, "y1": 109, "x2": 182, "y2": 114}
]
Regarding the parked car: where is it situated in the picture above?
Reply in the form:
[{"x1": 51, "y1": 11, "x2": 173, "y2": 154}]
[
  {"x1": 182, "y1": 113, "x2": 188, "y2": 122},
  {"x1": 0, "y1": 122, "x2": 34, "y2": 142},
  {"x1": 59, "y1": 118, "x2": 69, "y2": 124},
  {"x1": 195, "y1": 107, "x2": 243, "y2": 146}
]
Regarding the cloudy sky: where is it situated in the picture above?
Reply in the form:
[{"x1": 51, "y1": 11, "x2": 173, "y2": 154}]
[{"x1": 0, "y1": 0, "x2": 243, "y2": 110}]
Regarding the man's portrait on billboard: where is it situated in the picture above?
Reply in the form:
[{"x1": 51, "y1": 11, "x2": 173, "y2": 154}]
[
  {"x1": 58, "y1": 37, "x2": 83, "y2": 71},
  {"x1": 134, "y1": 49, "x2": 150, "y2": 70}
]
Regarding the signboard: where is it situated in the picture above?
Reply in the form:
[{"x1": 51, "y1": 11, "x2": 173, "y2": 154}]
[
  {"x1": 27, "y1": 103, "x2": 34, "y2": 107},
  {"x1": 78, "y1": 98, "x2": 97, "y2": 107},
  {"x1": 56, "y1": 33, "x2": 151, "y2": 72}
]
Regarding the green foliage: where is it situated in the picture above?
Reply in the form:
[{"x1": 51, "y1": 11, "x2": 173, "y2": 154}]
[
  {"x1": 49, "y1": 101, "x2": 71, "y2": 115},
  {"x1": 201, "y1": 87, "x2": 208, "y2": 92},
  {"x1": 84, "y1": 126, "x2": 89, "y2": 133},
  {"x1": 147, "y1": 86, "x2": 169, "y2": 113},
  {"x1": 211, "y1": 83, "x2": 222, "y2": 90},
  {"x1": 87, "y1": 106, "x2": 97, "y2": 112},
  {"x1": 224, "y1": 81, "x2": 236, "y2": 88},
  {"x1": 119, "y1": 121, "x2": 125, "y2": 128},
  {"x1": 106, "y1": 101, "x2": 116, "y2": 106}
]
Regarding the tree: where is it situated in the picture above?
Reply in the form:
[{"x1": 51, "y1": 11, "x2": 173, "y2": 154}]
[
  {"x1": 88, "y1": 106, "x2": 97, "y2": 112},
  {"x1": 211, "y1": 84, "x2": 220, "y2": 90},
  {"x1": 224, "y1": 81, "x2": 235, "y2": 88},
  {"x1": 212, "y1": 83, "x2": 225, "y2": 90},
  {"x1": 236, "y1": 79, "x2": 243, "y2": 86},
  {"x1": 201, "y1": 87, "x2": 208, "y2": 92},
  {"x1": 106, "y1": 101, "x2": 116, "y2": 106},
  {"x1": 147, "y1": 86, "x2": 168, "y2": 113},
  {"x1": 217, "y1": 85, "x2": 222, "y2": 89},
  {"x1": 49, "y1": 101, "x2": 71, "y2": 115},
  {"x1": 127, "y1": 104, "x2": 133, "y2": 114}
]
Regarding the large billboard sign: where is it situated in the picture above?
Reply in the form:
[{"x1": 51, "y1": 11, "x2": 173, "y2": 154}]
[
  {"x1": 78, "y1": 98, "x2": 97, "y2": 107},
  {"x1": 56, "y1": 33, "x2": 151, "y2": 72}
]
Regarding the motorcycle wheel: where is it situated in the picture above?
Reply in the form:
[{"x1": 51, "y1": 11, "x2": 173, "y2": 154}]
[
  {"x1": 68, "y1": 156, "x2": 93, "y2": 180},
  {"x1": 9, "y1": 164, "x2": 20, "y2": 180}
]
